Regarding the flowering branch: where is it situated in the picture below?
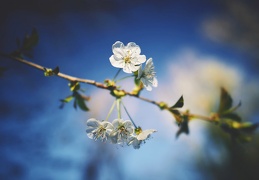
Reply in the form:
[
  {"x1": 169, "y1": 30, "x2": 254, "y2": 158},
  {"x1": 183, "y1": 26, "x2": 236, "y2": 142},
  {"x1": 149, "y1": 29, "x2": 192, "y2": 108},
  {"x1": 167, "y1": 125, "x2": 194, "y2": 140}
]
[
  {"x1": 1, "y1": 30, "x2": 258, "y2": 149},
  {"x1": 0, "y1": 51, "x2": 160, "y2": 105}
]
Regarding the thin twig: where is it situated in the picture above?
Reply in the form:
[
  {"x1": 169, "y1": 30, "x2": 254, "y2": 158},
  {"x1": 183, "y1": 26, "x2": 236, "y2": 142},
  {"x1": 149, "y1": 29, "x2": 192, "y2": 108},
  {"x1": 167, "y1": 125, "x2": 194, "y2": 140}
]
[{"x1": 0, "y1": 52, "x2": 214, "y2": 123}]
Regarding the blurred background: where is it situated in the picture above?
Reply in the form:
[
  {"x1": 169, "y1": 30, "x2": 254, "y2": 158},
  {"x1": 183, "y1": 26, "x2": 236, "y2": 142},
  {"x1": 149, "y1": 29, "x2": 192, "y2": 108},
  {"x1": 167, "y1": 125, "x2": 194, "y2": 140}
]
[{"x1": 1, "y1": 0, "x2": 259, "y2": 179}]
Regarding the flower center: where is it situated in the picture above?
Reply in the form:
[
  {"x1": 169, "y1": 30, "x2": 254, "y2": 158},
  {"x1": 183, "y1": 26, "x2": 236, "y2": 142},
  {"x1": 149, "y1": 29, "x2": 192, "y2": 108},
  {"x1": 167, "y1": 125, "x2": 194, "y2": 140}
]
[
  {"x1": 124, "y1": 56, "x2": 131, "y2": 63},
  {"x1": 123, "y1": 51, "x2": 131, "y2": 63},
  {"x1": 96, "y1": 127, "x2": 106, "y2": 137}
]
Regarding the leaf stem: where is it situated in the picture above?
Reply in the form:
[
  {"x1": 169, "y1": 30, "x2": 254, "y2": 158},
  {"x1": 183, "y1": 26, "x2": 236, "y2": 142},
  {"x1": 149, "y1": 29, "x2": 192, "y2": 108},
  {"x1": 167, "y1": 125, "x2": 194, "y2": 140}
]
[
  {"x1": 116, "y1": 98, "x2": 121, "y2": 119},
  {"x1": 113, "y1": 69, "x2": 122, "y2": 81},
  {"x1": 115, "y1": 75, "x2": 134, "y2": 83},
  {"x1": 105, "y1": 100, "x2": 116, "y2": 121},
  {"x1": 121, "y1": 101, "x2": 137, "y2": 128}
]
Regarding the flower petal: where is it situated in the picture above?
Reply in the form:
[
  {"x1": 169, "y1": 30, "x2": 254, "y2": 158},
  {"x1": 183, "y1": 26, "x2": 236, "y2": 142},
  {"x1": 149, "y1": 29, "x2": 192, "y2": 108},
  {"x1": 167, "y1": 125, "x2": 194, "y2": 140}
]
[
  {"x1": 132, "y1": 139, "x2": 141, "y2": 149},
  {"x1": 123, "y1": 64, "x2": 134, "y2": 73},
  {"x1": 152, "y1": 77, "x2": 158, "y2": 87},
  {"x1": 112, "y1": 119, "x2": 123, "y2": 128},
  {"x1": 127, "y1": 42, "x2": 141, "y2": 55},
  {"x1": 86, "y1": 118, "x2": 100, "y2": 128},
  {"x1": 137, "y1": 129, "x2": 157, "y2": 140},
  {"x1": 136, "y1": 55, "x2": 146, "y2": 64}
]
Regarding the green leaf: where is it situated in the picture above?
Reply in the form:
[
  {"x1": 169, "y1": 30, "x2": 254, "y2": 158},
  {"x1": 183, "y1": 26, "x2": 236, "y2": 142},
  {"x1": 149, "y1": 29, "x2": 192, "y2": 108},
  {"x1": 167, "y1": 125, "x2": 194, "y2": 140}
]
[
  {"x1": 220, "y1": 113, "x2": 242, "y2": 122},
  {"x1": 52, "y1": 66, "x2": 59, "y2": 75},
  {"x1": 73, "y1": 92, "x2": 89, "y2": 111},
  {"x1": 69, "y1": 81, "x2": 80, "y2": 92},
  {"x1": 226, "y1": 101, "x2": 242, "y2": 114},
  {"x1": 238, "y1": 122, "x2": 258, "y2": 133},
  {"x1": 60, "y1": 95, "x2": 74, "y2": 103},
  {"x1": 73, "y1": 98, "x2": 77, "y2": 109},
  {"x1": 170, "y1": 109, "x2": 182, "y2": 125},
  {"x1": 176, "y1": 115, "x2": 189, "y2": 138},
  {"x1": 170, "y1": 95, "x2": 184, "y2": 109},
  {"x1": 218, "y1": 87, "x2": 233, "y2": 113},
  {"x1": 59, "y1": 95, "x2": 74, "y2": 109},
  {"x1": 22, "y1": 28, "x2": 39, "y2": 51},
  {"x1": 220, "y1": 121, "x2": 258, "y2": 143},
  {"x1": 75, "y1": 94, "x2": 89, "y2": 111}
]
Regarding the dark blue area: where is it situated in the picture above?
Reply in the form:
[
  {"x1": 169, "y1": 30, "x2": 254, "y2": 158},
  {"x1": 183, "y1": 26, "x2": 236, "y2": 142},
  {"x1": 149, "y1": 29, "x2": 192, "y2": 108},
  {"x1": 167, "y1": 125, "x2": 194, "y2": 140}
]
[{"x1": 1, "y1": 1, "x2": 259, "y2": 180}]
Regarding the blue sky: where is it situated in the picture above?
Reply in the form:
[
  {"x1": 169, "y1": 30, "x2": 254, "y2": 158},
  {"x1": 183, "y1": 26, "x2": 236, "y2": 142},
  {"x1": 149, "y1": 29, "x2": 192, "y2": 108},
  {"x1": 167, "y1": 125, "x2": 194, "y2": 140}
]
[{"x1": 1, "y1": 0, "x2": 259, "y2": 179}]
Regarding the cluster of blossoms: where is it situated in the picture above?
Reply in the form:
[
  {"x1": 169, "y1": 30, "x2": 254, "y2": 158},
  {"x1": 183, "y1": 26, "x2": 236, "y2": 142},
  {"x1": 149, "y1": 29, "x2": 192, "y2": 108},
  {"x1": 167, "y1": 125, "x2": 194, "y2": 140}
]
[
  {"x1": 86, "y1": 41, "x2": 157, "y2": 149},
  {"x1": 86, "y1": 118, "x2": 156, "y2": 149},
  {"x1": 109, "y1": 41, "x2": 158, "y2": 91}
]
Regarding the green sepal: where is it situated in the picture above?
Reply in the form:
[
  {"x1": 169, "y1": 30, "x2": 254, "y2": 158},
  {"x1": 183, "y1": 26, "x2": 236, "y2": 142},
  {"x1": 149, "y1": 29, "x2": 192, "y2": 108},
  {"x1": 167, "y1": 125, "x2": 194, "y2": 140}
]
[
  {"x1": 44, "y1": 66, "x2": 59, "y2": 76},
  {"x1": 110, "y1": 89, "x2": 126, "y2": 98},
  {"x1": 132, "y1": 77, "x2": 143, "y2": 96},
  {"x1": 135, "y1": 127, "x2": 142, "y2": 135},
  {"x1": 104, "y1": 79, "x2": 116, "y2": 87},
  {"x1": 158, "y1": 102, "x2": 168, "y2": 110}
]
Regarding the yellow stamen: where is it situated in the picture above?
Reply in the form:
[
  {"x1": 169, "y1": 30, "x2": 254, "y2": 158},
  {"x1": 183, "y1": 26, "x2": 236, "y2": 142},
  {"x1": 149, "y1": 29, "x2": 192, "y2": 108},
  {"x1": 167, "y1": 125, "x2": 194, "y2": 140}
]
[{"x1": 124, "y1": 51, "x2": 131, "y2": 63}]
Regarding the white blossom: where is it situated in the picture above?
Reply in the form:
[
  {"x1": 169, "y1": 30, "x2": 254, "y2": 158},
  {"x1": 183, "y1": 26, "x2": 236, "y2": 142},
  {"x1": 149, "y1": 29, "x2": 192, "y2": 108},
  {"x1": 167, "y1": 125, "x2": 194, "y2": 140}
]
[
  {"x1": 110, "y1": 119, "x2": 134, "y2": 144},
  {"x1": 128, "y1": 128, "x2": 157, "y2": 149},
  {"x1": 86, "y1": 118, "x2": 114, "y2": 142},
  {"x1": 138, "y1": 58, "x2": 158, "y2": 91},
  {"x1": 109, "y1": 41, "x2": 146, "y2": 73}
]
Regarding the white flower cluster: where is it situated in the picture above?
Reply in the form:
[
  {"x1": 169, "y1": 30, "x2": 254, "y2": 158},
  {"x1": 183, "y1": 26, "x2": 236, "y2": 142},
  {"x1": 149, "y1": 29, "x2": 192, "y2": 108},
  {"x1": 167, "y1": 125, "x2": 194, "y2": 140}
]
[
  {"x1": 86, "y1": 118, "x2": 156, "y2": 149},
  {"x1": 109, "y1": 41, "x2": 158, "y2": 91}
]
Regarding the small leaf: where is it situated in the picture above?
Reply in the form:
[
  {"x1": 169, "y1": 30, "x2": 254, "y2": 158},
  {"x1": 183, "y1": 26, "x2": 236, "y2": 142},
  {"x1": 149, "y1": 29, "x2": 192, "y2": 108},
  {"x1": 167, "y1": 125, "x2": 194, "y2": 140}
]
[
  {"x1": 176, "y1": 115, "x2": 189, "y2": 138},
  {"x1": 44, "y1": 66, "x2": 59, "y2": 76},
  {"x1": 220, "y1": 121, "x2": 258, "y2": 143},
  {"x1": 69, "y1": 81, "x2": 80, "y2": 92},
  {"x1": 170, "y1": 109, "x2": 182, "y2": 125},
  {"x1": 60, "y1": 95, "x2": 74, "y2": 103},
  {"x1": 170, "y1": 95, "x2": 184, "y2": 109},
  {"x1": 22, "y1": 28, "x2": 39, "y2": 51},
  {"x1": 220, "y1": 113, "x2": 242, "y2": 122},
  {"x1": 239, "y1": 122, "x2": 258, "y2": 133},
  {"x1": 73, "y1": 92, "x2": 89, "y2": 111},
  {"x1": 59, "y1": 95, "x2": 74, "y2": 109},
  {"x1": 104, "y1": 79, "x2": 116, "y2": 87},
  {"x1": 228, "y1": 101, "x2": 241, "y2": 113},
  {"x1": 75, "y1": 95, "x2": 89, "y2": 111},
  {"x1": 73, "y1": 98, "x2": 77, "y2": 109},
  {"x1": 218, "y1": 87, "x2": 233, "y2": 113},
  {"x1": 80, "y1": 94, "x2": 90, "y2": 101},
  {"x1": 52, "y1": 66, "x2": 59, "y2": 75}
]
